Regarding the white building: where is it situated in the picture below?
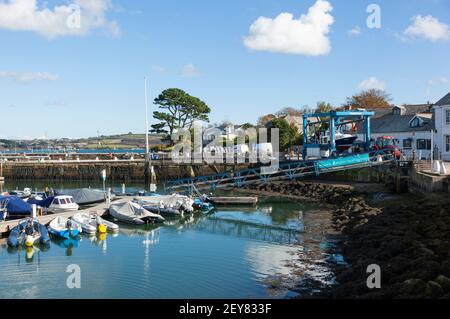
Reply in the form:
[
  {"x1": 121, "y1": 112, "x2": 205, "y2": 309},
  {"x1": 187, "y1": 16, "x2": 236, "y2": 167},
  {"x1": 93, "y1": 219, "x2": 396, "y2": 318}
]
[
  {"x1": 356, "y1": 92, "x2": 450, "y2": 161},
  {"x1": 367, "y1": 104, "x2": 434, "y2": 160},
  {"x1": 433, "y1": 92, "x2": 450, "y2": 161}
]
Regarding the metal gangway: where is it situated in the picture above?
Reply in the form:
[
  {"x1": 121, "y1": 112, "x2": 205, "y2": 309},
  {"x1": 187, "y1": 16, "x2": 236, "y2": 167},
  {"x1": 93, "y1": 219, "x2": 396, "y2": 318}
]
[{"x1": 165, "y1": 149, "x2": 396, "y2": 191}]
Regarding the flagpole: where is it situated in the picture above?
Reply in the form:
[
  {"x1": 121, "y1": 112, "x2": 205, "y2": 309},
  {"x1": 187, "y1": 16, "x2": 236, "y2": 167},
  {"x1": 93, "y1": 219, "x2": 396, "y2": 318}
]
[{"x1": 144, "y1": 76, "x2": 149, "y2": 155}]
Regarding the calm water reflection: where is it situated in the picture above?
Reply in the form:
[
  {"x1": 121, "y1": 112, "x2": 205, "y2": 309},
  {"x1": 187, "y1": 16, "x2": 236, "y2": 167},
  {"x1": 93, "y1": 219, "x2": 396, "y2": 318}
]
[{"x1": 0, "y1": 182, "x2": 332, "y2": 299}]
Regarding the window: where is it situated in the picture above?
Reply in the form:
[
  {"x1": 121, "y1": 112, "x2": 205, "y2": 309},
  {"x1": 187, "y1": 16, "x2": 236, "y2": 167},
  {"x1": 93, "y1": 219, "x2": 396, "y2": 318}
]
[
  {"x1": 446, "y1": 110, "x2": 450, "y2": 125},
  {"x1": 403, "y1": 139, "x2": 412, "y2": 149},
  {"x1": 410, "y1": 118, "x2": 419, "y2": 127},
  {"x1": 393, "y1": 108, "x2": 401, "y2": 115},
  {"x1": 417, "y1": 139, "x2": 431, "y2": 150},
  {"x1": 446, "y1": 135, "x2": 450, "y2": 153},
  {"x1": 410, "y1": 117, "x2": 423, "y2": 128}
]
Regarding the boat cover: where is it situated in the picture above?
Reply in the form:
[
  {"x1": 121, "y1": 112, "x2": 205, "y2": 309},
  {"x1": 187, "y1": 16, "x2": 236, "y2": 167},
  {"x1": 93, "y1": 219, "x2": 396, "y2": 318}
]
[
  {"x1": 27, "y1": 196, "x2": 54, "y2": 208},
  {"x1": 56, "y1": 188, "x2": 106, "y2": 205},
  {"x1": 0, "y1": 196, "x2": 32, "y2": 216},
  {"x1": 134, "y1": 194, "x2": 193, "y2": 210},
  {"x1": 109, "y1": 202, "x2": 165, "y2": 224}
]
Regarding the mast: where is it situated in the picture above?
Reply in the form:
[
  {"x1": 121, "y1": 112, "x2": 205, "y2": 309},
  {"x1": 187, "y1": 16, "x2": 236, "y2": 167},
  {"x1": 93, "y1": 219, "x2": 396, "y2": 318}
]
[{"x1": 144, "y1": 76, "x2": 149, "y2": 155}]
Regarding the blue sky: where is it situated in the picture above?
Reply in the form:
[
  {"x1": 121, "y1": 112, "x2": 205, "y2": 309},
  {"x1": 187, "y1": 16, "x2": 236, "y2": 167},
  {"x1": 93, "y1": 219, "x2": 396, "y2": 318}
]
[{"x1": 0, "y1": 0, "x2": 450, "y2": 139}]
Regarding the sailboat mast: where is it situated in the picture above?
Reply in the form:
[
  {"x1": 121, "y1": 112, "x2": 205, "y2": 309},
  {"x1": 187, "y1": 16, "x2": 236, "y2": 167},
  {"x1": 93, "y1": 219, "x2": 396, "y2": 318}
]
[{"x1": 144, "y1": 77, "x2": 149, "y2": 155}]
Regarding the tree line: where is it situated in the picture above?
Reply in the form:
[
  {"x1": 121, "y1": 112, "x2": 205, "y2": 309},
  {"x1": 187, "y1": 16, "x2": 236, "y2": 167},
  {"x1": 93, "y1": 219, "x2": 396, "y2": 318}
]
[{"x1": 150, "y1": 88, "x2": 392, "y2": 151}]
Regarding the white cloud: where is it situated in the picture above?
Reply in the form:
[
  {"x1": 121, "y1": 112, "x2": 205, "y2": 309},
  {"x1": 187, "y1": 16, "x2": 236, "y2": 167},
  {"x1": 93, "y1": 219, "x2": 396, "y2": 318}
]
[
  {"x1": 404, "y1": 15, "x2": 450, "y2": 42},
  {"x1": 0, "y1": 71, "x2": 58, "y2": 83},
  {"x1": 243, "y1": 0, "x2": 334, "y2": 56},
  {"x1": 348, "y1": 26, "x2": 361, "y2": 36},
  {"x1": 0, "y1": 0, "x2": 120, "y2": 39},
  {"x1": 359, "y1": 77, "x2": 386, "y2": 91},
  {"x1": 181, "y1": 64, "x2": 200, "y2": 78}
]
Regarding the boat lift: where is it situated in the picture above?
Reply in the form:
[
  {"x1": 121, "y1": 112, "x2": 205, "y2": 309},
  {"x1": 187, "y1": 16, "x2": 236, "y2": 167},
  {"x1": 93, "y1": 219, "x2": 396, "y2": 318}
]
[
  {"x1": 302, "y1": 110, "x2": 374, "y2": 160},
  {"x1": 165, "y1": 110, "x2": 391, "y2": 192}
]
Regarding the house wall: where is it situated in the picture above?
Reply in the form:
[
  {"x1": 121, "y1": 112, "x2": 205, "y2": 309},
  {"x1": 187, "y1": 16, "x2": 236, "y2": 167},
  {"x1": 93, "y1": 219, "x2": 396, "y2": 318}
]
[
  {"x1": 357, "y1": 131, "x2": 433, "y2": 159},
  {"x1": 434, "y1": 104, "x2": 450, "y2": 161}
]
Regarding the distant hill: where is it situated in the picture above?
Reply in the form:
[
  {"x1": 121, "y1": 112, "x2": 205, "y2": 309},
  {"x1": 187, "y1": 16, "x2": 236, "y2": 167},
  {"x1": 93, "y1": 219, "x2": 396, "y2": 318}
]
[{"x1": 0, "y1": 133, "x2": 166, "y2": 151}]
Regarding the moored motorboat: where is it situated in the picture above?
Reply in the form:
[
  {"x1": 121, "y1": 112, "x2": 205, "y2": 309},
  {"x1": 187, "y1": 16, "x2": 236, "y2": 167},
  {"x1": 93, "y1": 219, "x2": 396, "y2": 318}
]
[
  {"x1": 7, "y1": 218, "x2": 50, "y2": 247},
  {"x1": 48, "y1": 216, "x2": 82, "y2": 239},
  {"x1": 71, "y1": 213, "x2": 119, "y2": 234},
  {"x1": 28, "y1": 195, "x2": 79, "y2": 213},
  {"x1": 109, "y1": 201, "x2": 165, "y2": 225}
]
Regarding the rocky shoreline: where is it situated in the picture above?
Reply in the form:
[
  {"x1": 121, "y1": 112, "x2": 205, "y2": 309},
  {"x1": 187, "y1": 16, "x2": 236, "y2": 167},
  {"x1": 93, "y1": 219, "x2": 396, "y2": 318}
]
[{"x1": 242, "y1": 181, "x2": 450, "y2": 299}]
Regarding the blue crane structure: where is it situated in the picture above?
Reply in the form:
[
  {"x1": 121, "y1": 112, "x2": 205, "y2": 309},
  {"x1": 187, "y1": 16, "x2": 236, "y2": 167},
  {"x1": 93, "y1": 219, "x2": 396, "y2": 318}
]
[
  {"x1": 164, "y1": 110, "x2": 395, "y2": 192},
  {"x1": 302, "y1": 110, "x2": 374, "y2": 159}
]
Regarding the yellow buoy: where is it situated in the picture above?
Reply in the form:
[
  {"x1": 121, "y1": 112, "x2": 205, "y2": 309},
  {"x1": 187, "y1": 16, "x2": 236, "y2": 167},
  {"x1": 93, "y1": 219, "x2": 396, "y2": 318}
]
[
  {"x1": 25, "y1": 235, "x2": 34, "y2": 247},
  {"x1": 98, "y1": 224, "x2": 107, "y2": 233},
  {"x1": 99, "y1": 233, "x2": 107, "y2": 241}
]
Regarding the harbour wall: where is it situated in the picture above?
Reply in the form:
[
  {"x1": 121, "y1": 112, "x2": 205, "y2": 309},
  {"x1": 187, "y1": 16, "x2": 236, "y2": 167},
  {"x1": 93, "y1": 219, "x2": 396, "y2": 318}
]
[{"x1": 0, "y1": 161, "x2": 251, "y2": 182}]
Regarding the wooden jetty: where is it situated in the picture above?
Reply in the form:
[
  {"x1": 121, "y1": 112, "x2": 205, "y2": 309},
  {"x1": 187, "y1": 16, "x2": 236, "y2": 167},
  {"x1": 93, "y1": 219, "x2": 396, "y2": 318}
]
[
  {"x1": 0, "y1": 196, "x2": 134, "y2": 236},
  {"x1": 209, "y1": 196, "x2": 258, "y2": 206}
]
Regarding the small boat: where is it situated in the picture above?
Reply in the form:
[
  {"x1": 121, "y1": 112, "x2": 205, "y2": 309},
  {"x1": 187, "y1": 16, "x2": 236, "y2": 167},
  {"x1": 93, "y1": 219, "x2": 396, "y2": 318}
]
[
  {"x1": 335, "y1": 133, "x2": 358, "y2": 151},
  {"x1": 133, "y1": 197, "x2": 182, "y2": 217},
  {"x1": 7, "y1": 218, "x2": 50, "y2": 247},
  {"x1": 133, "y1": 194, "x2": 195, "y2": 215},
  {"x1": 28, "y1": 195, "x2": 79, "y2": 213},
  {"x1": 71, "y1": 213, "x2": 119, "y2": 234},
  {"x1": 193, "y1": 198, "x2": 214, "y2": 212},
  {"x1": 48, "y1": 216, "x2": 82, "y2": 239},
  {"x1": 109, "y1": 202, "x2": 165, "y2": 225},
  {"x1": 56, "y1": 188, "x2": 112, "y2": 205},
  {"x1": 9, "y1": 188, "x2": 32, "y2": 199},
  {"x1": 142, "y1": 206, "x2": 182, "y2": 217},
  {"x1": 319, "y1": 132, "x2": 358, "y2": 152}
]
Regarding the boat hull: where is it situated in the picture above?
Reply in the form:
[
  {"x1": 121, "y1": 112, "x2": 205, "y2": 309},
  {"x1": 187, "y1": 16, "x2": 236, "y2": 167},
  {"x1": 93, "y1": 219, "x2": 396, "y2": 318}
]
[
  {"x1": 48, "y1": 228, "x2": 80, "y2": 239},
  {"x1": 336, "y1": 136, "x2": 358, "y2": 151}
]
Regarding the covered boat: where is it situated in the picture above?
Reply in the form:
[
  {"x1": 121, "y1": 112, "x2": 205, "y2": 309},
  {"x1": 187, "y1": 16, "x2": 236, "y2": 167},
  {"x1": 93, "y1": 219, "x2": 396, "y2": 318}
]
[
  {"x1": 133, "y1": 194, "x2": 194, "y2": 216},
  {"x1": 71, "y1": 213, "x2": 119, "y2": 234},
  {"x1": 56, "y1": 188, "x2": 111, "y2": 205},
  {"x1": 109, "y1": 202, "x2": 165, "y2": 225},
  {"x1": 0, "y1": 196, "x2": 32, "y2": 219},
  {"x1": 7, "y1": 218, "x2": 50, "y2": 247},
  {"x1": 48, "y1": 216, "x2": 82, "y2": 239}
]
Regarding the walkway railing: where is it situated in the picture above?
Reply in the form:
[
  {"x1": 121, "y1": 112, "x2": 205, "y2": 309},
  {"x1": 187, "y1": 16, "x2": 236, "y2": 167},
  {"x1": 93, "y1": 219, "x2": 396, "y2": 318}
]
[{"x1": 165, "y1": 149, "x2": 397, "y2": 191}]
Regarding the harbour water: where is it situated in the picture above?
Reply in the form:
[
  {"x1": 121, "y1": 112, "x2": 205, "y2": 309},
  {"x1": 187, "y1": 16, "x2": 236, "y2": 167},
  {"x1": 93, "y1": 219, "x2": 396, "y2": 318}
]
[{"x1": 0, "y1": 181, "x2": 335, "y2": 299}]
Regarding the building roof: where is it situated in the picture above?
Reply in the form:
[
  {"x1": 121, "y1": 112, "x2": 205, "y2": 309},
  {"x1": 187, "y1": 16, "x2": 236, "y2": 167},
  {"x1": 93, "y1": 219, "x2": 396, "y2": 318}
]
[
  {"x1": 356, "y1": 104, "x2": 434, "y2": 134},
  {"x1": 435, "y1": 92, "x2": 450, "y2": 106},
  {"x1": 368, "y1": 114, "x2": 434, "y2": 133}
]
